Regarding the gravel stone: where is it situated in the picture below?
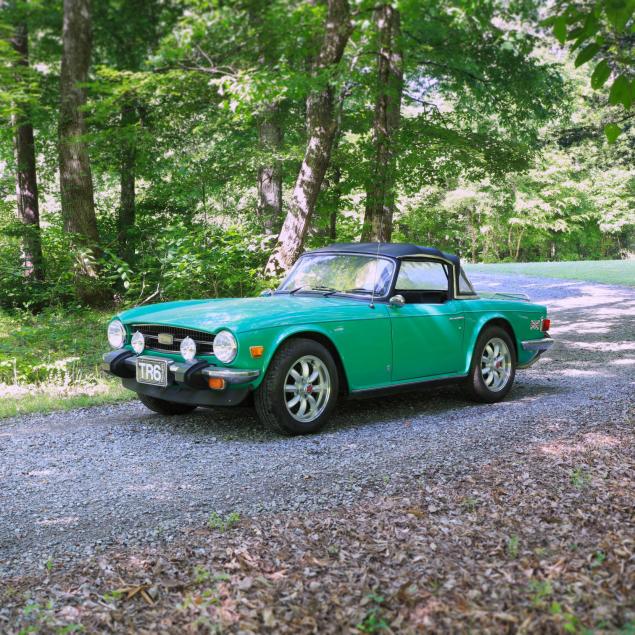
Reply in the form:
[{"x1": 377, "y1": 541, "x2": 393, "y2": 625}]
[{"x1": 1, "y1": 274, "x2": 633, "y2": 577}]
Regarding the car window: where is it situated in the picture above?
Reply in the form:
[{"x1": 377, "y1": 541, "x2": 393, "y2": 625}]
[
  {"x1": 279, "y1": 254, "x2": 395, "y2": 296},
  {"x1": 459, "y1": 269, "x2": 475, "y2": 295},
  {"x1": 396, "y1": 261, "x2": 448, "y2": 291}
]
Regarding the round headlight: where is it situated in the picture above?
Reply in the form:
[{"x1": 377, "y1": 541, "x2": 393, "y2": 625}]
[
  {"x1": 213, "y1": 330, "x2": 237, "y2": 364},
  {"x1": 131, "y1": 331, "x2": 145, "y2": 355},
  {"x1": 107, "y1": 320, "x2": 125, "y2": 349},
  {"x1": 180, "y1": 336, "x2": 197, "y2": 361}
]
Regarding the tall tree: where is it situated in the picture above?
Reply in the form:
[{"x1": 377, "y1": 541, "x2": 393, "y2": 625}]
[
  {"x1": 265, "y1": 0, "x2": 353, "y2": 275},
  {"x1": 118, "y1": 100, "x2": 136, "y2": 261},
  {"x1": 257, "y1": 107, "x2": 283, "y2": 234},
  {"x1": 249, "y1": 0, "x2": 284, "y2": 234},
  {"x1": 361, "y1": 3, "x2": 403, "y2": 242},
  {"x1": 58, "y1": 0, "x2": 99, "y2": 245},
  {"x1": 10, "y1": 17, "x2": 43, "y2": 280}
]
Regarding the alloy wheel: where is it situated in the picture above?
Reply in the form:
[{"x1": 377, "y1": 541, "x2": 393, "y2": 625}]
[
  {"x1": 480, "y1": 337, "x2": 512, "y2": 392},
  {"x1": 283, "y1": 355, "x2": 331, "y2": 423}
]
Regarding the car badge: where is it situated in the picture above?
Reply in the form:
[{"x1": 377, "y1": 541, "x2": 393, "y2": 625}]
[
  {"x1": 529, "y1": 320, "x2": 541, "y2": 331},
  {"x1": 158, "y1": 333, "x2": 174, "y2": 345}
]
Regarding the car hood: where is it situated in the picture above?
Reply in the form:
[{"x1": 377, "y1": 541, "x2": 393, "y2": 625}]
[{"x1": 117, "y1": 295, "x2": 364, "y2": 334}]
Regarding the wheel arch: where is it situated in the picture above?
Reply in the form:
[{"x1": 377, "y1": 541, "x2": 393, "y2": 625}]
[
  {"x1": 263, "y1": 327, "x2": 351, "y2": 395},
  {"x1": 465, "y1": 315, "x2": 518, "y2": 371}
]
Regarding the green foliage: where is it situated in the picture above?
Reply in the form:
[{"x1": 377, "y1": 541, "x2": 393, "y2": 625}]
[
  {"x1": 207, "y1": 511, "x2": 241, "y2": 532},
  {"x1": 0, "y1": 0, "x2": 632, "y2": 325},
  {"x1": 356, "y1": 593, "x2": 389, "y2": 633},
  {"x1": 545, "y1": 0, "x2": 634, "y2": 142}
]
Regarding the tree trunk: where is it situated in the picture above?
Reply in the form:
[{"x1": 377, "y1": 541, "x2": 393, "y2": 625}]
[
  {"x1": 257, "y1": 108, "x2": 283, "y2": 234},
  {"x1": 329, "y1": 165, "x2": 341, "y2": 239},
  {"x1": 58, "y1": 0, "x2": 99, "y2": 246},
  {"x1": 361, "y1": 3, "x2": 403, "y2": 243},
  {"x1": 264, "y1": 0, "x2": 352, "y2": 275},
  {"x1": 10, "y1": 21, "x2": 44, "y2": 281},
  {"x1": 118, "y1": 101, "x2": 136, "y2": 262}
]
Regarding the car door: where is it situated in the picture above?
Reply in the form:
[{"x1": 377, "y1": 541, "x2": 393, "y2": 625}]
[{"x1": 389, "y1": 259, "x2": 465, "y2": 381}]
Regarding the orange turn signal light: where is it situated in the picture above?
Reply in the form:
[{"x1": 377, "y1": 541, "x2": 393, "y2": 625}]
[
  {"x1": 208, "y1": 377, "x2": 226, "y2": 391},
  {"x1": 250, "y1": 345, "x2": 264, "y2": 358}
]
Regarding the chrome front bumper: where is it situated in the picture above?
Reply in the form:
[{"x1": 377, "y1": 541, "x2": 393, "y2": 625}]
[{"x1": 102, "y1": 349, "x2": 260, "y2": 386}]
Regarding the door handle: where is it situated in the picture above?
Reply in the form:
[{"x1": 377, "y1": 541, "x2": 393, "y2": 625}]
[{"x1": 448, "y1": 316, "x2": 464, "y2": 321}]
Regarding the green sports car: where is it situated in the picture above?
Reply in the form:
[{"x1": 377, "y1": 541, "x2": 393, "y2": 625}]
[{"x1": 103, "y1": 243, "x2": 554, "y2": 434}]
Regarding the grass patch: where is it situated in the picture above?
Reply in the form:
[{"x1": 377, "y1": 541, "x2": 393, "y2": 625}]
[
  {"x1": 0, "y1": 307, "x2": 133, "y2": 418},
  {"x1": 0, "y1": 382, "x2": 131, "y2": 419},
  {"x1": 465, "y1": 259, "x2": 635, "y2": 287}
]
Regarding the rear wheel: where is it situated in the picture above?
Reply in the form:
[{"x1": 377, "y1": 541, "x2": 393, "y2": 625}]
[
  {"x1": 137, "y1": 393, "x2": 197, "y2": 415},
  {"x1": 464, "y1": 326, "x2": 516, "y2": 403},
  {"x1": 255, "y1": 338, "x2": 339, "y2": 435}
]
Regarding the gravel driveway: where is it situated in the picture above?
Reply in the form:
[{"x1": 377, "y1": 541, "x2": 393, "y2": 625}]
[{"x1": 1, "y1": 274, "x2": 634, "y2": 577}]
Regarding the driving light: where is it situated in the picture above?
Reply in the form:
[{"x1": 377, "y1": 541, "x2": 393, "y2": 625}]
[
  {"x1": 180, "y1": 336, "x2": 197, "y2": 361},
  {"x1": 131, "y1": 331, "x2": 145, "y2": 354},
  {"x1": 107, "y1": 320, "x2": 125, "y2": 349},
  {"x1": 213, "y1": 330, "x2": 237, "y2": 364}
]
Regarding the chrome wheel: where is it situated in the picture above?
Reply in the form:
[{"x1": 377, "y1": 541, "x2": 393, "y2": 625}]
[
  {"x1": 283, "y1": 355, "x2": 331, "y2": 423},
  {"x1": 480, "y1": 337, "x2": 512, "y2": 392}
]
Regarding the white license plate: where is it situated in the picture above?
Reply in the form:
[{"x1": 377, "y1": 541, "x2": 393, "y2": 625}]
[{"x1": 136, "y1": 356, "x2": 168, "y2": 387}]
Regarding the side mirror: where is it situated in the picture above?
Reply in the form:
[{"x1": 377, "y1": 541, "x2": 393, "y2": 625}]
[
  {"x1": 260, "y1": 289, "x2": 274, "y2": 297},
  {"x1": 389, "y1": 294, "x2": 405, "y2": 307}
]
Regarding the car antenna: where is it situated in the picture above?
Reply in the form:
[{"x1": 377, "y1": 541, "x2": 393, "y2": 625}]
[{"x1": 369, "y1": 241, "x2": 381, "y2": 309}]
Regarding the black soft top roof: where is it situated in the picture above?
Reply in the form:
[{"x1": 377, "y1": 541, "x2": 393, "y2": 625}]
[{"x1": 307, "y1": 242, "x2": 460, "y2": 267}]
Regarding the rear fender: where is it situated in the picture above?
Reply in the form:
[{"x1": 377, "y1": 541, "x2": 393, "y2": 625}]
[{"x1": 463, "y1": 313, "x2": 518, "y2": 373}]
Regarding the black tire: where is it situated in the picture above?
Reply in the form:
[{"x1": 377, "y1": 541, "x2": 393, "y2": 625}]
[
  {"x1": 137, "y1": 393, "x2": 197, "y2": 415},
  {"x1": 255, "y1": 338, "x2": 339, "y2": 435},
  {"x1": 464, "y1": 325, "x2": 516, "y2": 403}
]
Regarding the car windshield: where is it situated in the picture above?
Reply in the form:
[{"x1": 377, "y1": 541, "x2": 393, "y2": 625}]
[{"x1": 278, "y1": 254, "x2": 395, "y2": 297}]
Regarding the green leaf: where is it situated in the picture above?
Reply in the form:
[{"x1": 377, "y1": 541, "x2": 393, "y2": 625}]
[
  {"x1": 604, "y1": 123, "x2": 622, "y2": 143},
  {"x1": 591, "y1": 60, "x2": 611, "y2": 89},
  {"x1": 553, "y1": 16, "x2": 568, "y2": 44},
  {"x1": 605, "y1": 0, "x2": 635, "y2": 31},
  {"x1": 575, "y1": 43, "x2": 601, "y2": 67},
  {"x1": 609, "y1": 74, "x2": 633, "y2": 108}
]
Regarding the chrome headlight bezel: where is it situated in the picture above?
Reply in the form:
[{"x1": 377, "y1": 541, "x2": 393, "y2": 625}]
[
  {"x1": 213, "y1": 330, "x2": 237, "y2": 364},
  {"x1": 180, "y1": 336, "x2": 197, "y2": 361},
  {"x1": 107, "y1": 320, "x2": 126, "y2": 349}
]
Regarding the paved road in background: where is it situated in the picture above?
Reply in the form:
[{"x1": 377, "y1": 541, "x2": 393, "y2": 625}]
[{"x1": 1, "y1": 274, "x2": 634, "y2": 576}]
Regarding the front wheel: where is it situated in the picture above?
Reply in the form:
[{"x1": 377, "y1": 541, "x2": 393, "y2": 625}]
[
  {"x1": 255, "y1": 338, "x2": 339, "y2": 435},
  {"x1": 464, "y1": 326, "x2": 516, "y2": 403},
  {"x1": 137, "y1": 393, "x2": 197, "y2": 415}
]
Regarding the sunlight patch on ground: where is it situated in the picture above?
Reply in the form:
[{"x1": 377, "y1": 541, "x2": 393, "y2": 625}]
[
  {"x1": 611, "y1": 358, "x2": 635, "y2": 365},
  {"x1": 36, "y1": 516, "x2": 80, "y2": 527},
  {"x1": 27, "y1": 469, "x2": 57, "y2": 478},
  {"x1": 538, "y1": 432, "x2": 621, "y2": 457},
  {"x1": 552, "y1": 320, "x2": 614, "y2": 335},
  {"x1": 554, "y1": 368, "x2": 604, "y2": 378},
  {"x1": 561, "y1": 340, "x2": 635, "y2": 352}
]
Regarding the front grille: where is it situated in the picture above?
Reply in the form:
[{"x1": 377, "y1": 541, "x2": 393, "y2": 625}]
[{"x1": 130, "y1": 324, "x2": 215, "y2": 355}]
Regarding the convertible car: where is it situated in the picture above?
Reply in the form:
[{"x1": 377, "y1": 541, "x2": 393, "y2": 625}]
[{"x1": 103, "y1": 243, "x2": 554, "y2": 434}]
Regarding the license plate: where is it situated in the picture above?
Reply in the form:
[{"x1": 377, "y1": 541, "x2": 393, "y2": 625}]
[{"x1": 136, "y1": 356, "x2": 169, "y2": 387}]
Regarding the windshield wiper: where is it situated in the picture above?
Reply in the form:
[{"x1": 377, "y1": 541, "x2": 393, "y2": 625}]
[{"x1": 289, "y1": 285, "x2": 339, "y2": 296}]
